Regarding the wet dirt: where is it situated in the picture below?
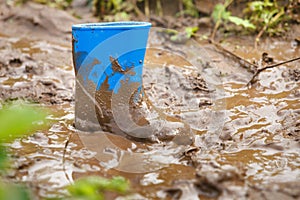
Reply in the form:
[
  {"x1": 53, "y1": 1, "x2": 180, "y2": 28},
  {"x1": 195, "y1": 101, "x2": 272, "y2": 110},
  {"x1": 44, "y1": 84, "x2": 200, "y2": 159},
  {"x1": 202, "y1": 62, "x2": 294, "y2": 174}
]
[
  {"x1": 0, "y1": 36, "x2": 74, "y2": 104},
  {"x1": 0, "y1": 1, "x2": 299, "y2": 200}
]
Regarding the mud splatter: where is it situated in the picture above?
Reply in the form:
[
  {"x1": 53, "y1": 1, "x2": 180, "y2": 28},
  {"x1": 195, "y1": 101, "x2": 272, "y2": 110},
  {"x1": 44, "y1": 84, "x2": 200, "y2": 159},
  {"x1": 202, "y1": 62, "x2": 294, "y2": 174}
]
[{"x1": 109, "y1": 56, "x2": 136, "y2": 76}]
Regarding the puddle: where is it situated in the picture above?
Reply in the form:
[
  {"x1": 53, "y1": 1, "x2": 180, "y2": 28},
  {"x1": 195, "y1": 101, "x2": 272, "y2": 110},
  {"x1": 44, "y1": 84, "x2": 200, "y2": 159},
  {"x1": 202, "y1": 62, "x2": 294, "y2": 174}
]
[{"x1": 1, "y1": 28, "x2": 299, "y2": 199}]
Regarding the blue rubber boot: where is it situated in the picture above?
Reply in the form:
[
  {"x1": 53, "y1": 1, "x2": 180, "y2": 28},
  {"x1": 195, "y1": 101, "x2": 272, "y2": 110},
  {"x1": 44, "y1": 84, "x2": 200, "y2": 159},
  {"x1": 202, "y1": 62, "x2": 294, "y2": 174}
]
[{"x1": 72, "y1": 22, "x2": 152, "y2": 138}]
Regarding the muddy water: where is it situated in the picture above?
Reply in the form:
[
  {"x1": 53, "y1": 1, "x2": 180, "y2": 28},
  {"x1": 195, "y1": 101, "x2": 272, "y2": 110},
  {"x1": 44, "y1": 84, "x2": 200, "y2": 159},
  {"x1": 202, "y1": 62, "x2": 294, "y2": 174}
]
[{"x1": 1, "y1": 30, "x2": 299, "y2": 199}]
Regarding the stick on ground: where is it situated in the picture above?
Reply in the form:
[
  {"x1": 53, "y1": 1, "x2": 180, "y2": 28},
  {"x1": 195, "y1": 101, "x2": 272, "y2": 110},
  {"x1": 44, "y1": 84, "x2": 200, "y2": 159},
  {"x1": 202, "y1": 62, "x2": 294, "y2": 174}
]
[{"x1": 247, "y1": 56, "x2": 300, "y2": 86}]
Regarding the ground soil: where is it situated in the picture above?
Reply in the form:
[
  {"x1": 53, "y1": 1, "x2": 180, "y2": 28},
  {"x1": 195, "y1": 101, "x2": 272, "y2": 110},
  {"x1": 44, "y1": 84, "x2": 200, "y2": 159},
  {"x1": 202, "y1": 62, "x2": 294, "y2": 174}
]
[{"x1": 0, "y1": 0, "x2": 299, "y2": 200}]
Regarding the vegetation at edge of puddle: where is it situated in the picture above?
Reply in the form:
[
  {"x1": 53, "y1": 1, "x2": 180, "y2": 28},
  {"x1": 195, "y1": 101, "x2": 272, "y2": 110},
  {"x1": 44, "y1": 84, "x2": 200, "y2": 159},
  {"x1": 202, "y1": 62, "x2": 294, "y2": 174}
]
[
  {"x1": 0, "y1": 102, "x2": 130, "y2": 199},
  {"x1": 0, "y1": 102, "x2": 48, "y2": 200}
]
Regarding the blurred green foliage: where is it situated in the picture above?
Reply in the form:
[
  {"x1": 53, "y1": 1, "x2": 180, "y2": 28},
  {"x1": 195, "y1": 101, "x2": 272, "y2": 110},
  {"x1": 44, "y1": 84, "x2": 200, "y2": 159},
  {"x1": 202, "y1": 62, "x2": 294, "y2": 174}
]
[
  {"x1": 0, "y1": 146, "x2": 8, "y2": 170},
  {"x1": 184, "y1": 26, "x2": 199, "y2": 38},
  {"x1": 211, "y1": 0, "x2": 298, "y2": 41},
  {"x1": 0, "y1": 182, "x2": 31, "y2": 200},
  {"x1": 180, "y1": 0, "x2": 199, "y2": 17},
  {"x1": 9, "y1": 0, "x2": 298, "y2": 38},
  {"x1": 68, "y1": 176, "x2": 129, "y2": 200},
  {"x1": 9, "y1": 0, "x2": 73, "y2": 9},
  {"x1": 212, "y1": 1, "x2": 256, "y2": 30},
  {"x1": 0, "y1": 102, "x2": 130, "y2": 199},
  {"x1": 92, "y1": 0, "x2": 202, "y2": 20},
  {"x1": 92, "y1": 0, "x2": 132, "y2": 21},
  {"x1": 244, "y1": 0, "x2": 289, "y2": 36},
  {"x1": 0, "y1": 102, "x2": 48, "y2": 169},
  {"x1": 167, "y1": 26, "x2": 199, "y2": 43},
  {"x1": 38, "y1": 0, "x2": 73, "y2": 9},
  {"x1": 90, "y1": 0, "x2": 297, "y2": 39},
  {"x1": 0, "y1": 103, "x2": 47, "y2": 143},
  {"x1": 0, "y1": 102, "x2": 48, "y2": 200}
]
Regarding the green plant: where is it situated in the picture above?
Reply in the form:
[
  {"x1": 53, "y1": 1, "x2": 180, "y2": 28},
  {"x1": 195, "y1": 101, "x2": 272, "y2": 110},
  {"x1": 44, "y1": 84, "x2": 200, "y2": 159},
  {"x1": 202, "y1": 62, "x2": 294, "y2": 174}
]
[
  {"x1": 103, "y1": 11, "x2": 130, "y2": 21},
  {"x1": 10, "y1": 0, "x2": 73, "y2": 9},
  {"x1": 0, "y1": 102, "x2": 48, "y2": 200},
  {"x1": 0, "y1": 102, "x2": 130, "y2": 200},
  {"x1": 170, "y1": 26, "x2": 198, "y2": 41},
  {"x1": 0, "y1": 182, "x2": 31, "y2": 200},
  {"x1": 180, "y1": 0, "x2": 199, "y2": 17},
  {"x1": 243, "y1": 0, "x2": 292, "y2": 47},
  {"x1": 0, "y1": 102, "x2": 48, "y2": 169},
  {"x1": 68, "y1": 176, "x2": 130, "y2": 200},
  {"x1": 184, "y1": 26, "x2": 199, "y2": 38},
  {"x1": 92, "y1": 0, "x2": 132, "y2": 20},
  {"x1": 101, "y1": 0, "x2": 123, "y2": 13},
  {"x1": 244, "y1": 0, "x2": 287, "y2": 35},
  {"x1": 159, "y1": 26, "x2": 199, "y2": 43},
  {"x1": 211, "y1": 0, "x2": 255, "y2": 37},
  {"x1": 0, "y1": 103, "x2": 47, "y2": 142},
  {"x1": 211, "y1": 0, "x2": 296, "y2": 46}
]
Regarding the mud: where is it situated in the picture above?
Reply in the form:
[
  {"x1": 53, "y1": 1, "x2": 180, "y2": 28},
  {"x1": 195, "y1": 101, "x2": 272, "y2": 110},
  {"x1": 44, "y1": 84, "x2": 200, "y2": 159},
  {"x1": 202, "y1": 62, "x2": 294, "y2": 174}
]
[
  {"x1": 0, "y1": 1, "x2": 78, "y2": 45},
  {"x1": 0, "y1": 36, "x2": 74, "y2": 104},
  {"x1": 0, "y1": 1, "x2": 299, "y2": 200},
  {"x1": 93, "y1": 55, "x2": 194, "y2": 143}
]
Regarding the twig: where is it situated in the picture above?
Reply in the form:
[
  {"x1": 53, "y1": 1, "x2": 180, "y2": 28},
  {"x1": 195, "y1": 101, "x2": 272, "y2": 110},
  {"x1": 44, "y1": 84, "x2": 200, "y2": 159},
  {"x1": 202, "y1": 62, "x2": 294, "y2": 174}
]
[
  {"x1": 247, "y1": 56, "x2": 300, "y2": 86},
  {"x1": 254, "y1": 25, "x2": 267, "y2": 49},
  {"x1": 210, "y1": 0, "x2": 234, "y2": 42},
  {"x1": 179, "y1": 0, "x2": 183, "y2": 13},
  {"x1": 145, "y1": 0, "x2": 150, "y2": 18},
  {"x1": 131, "y1": 0, "x2": 145, "y2": 19},
  {"x1": 211, "y1": 21, "x2": 220, "y2": 42},
  {"x1": 62, "y1": 131, "x2": 73, "y2": 184},
  {"x1": 156, "y1": 0, "x2": 163, "y2": 17},
  {"x1": 209, "y1": 39, "x2": 258, "y2": 72}
]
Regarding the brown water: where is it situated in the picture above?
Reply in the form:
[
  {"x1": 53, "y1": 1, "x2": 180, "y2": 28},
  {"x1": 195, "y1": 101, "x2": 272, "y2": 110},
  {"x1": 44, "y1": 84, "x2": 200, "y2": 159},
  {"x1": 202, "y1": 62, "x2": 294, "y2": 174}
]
[{"x1": 1, "y1": 30, "x2": 299, "y2": 199}]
